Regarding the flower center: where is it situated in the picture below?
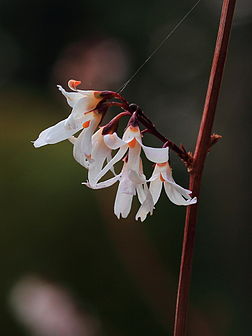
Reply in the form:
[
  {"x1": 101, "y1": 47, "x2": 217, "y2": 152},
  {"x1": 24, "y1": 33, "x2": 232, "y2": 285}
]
[
  {"x1": 128, "y1": 138, "x2": 137, "y2": 148},
  {"x1": 129, "y1": 126, "x2": 139, "y2": 132},
  {"x1": 157, "y1": 162, "x2": 168, "y2": 167},
  {"x1": 82, "y1": 120, "x2": 91, "y2": 128},
  {"x1": 68, "y1": 79, "x2": 81, "y2": 90}
]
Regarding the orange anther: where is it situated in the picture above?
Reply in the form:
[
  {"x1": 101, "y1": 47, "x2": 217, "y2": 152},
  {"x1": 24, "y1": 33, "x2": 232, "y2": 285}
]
[
  {"x1": 128, "y1": 138, "x2": 137, "y2": 148},
  {"x1": 157, "y1": 162, "x2": 168, "y2": 167},
  {"x1": 82, "y1": 120, "x2": 91, "y2": 128},
  {"x1": 129, "y1": 126, "x2": 139, "y2": 132},
  {"x1": 68, "y1": 79, "x2": 81, "y2": 90},
  {"x1": 160, "y1": 174, "x2": 165, "y2": 182}
]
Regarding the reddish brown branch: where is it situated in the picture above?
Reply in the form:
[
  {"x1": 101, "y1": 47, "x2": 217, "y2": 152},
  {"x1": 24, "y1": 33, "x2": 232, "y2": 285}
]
[{"x1": 173, "y1": 1, "x2": 236, "y2": 336}]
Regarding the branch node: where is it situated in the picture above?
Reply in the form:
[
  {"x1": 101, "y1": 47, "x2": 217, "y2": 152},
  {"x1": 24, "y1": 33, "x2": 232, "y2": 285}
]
[
  {"x1": 185, "y1": 152, "x2": 194, "y2": 173},
  {"x1": 209, "y1": 133, "x2": 222, "y2": 150}
]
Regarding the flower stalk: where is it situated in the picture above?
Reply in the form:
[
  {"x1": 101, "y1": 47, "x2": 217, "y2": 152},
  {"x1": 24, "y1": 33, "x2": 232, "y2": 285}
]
[{"x1": 173, "y1": 1, "x2": 237, "y2": 335}]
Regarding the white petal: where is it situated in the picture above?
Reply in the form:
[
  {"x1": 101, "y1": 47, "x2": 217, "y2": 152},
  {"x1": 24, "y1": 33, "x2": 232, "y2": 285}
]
[
  {"x1": 72, "y1": 130, "x2": 90, "y2": 168},
  {"x1": 141, "y1": 144, "x2": 169, "y2": 163},
  {"x1": 84, "y1": 175, "x2": 120, "y2": 189},
  {"x1": 68, "y1": 136, "x2": 76, "y2": 144},
  {"x1": 119, "y1": 169, "x2": 136, "y2": 195},
  {"x1": 33, "y1": 118, "x2": 82, "y2": 148},
  {"x1": 147, "y1": 164, "x2": 161, "y2": 182},
  {"x1": 106, "y1": 151, "x2": 116, "y2": 175},
  {"x1": 128, "y1": 169, "x2": 145, "y2": 185},
  {"x1": 114, "y1": 182, "x2": 133, "y2": 219},
  {"x1": 88, "y1": 139, "x2": 111, "y2": 184},
  {"x1": 76, "y1": 89, "x2": 97, "y2": 95},
  {"x1": 136, "y1": 184, "x2": 145, "y2": 204},
  {"x1": 149, "y1": 178, "x2": 163, "y2": 205},
  {"x1": 135, "y1": 185, "x2": 154, "y2": 222},
  {"x1": 122, "y1": 126, "x2": 141, "y2": 143},
  {"x1": 94, "y1": 145, "x2": 128, "y2": 183},
  {"x1": 161, "y1": 172, "x2": 192, "y2": 198},
  {"x1": 127, "y1": 143, "x2": 141, "y2": 171},
  {"x1": 72, "y1": 117, "x2": 101, "y2": 168},
  {"x1": 64, "y1": 109, "x2": 95, "y2": 130},
  {"x1": 103, "y1": 133, "x2": 126, "y2": 149},
  {"x1": 57, "y1": 85, "x2": 83, "y2": 108},
  {"x1": 164, "y1": 182, "x2": 197, "y2": 206},
  {"x1": 71, "y1": 96, "x2": 96, "y2": 118}
]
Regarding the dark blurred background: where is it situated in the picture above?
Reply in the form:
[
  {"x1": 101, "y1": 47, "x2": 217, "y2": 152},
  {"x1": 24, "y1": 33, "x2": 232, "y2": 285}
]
[{"x1": 0, "y1": 0, "x2": 251, "y2": 335}]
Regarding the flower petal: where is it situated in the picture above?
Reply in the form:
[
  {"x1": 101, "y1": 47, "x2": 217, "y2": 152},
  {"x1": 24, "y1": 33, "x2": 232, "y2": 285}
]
[
  {"x1": 33, "y1": 118, "x2": 82, "y2": 148},
  {"x1": 88, "y1": 131, "x2": 111, "y2": 184},
  {"x1": 135, "y1": 185, "x2": 154, "y2": 222},
  {"x1": 141, "y1": 144, "x2": 169, "y2": 163},
  {"x1": 149, "y1": 178, "x2": 163, "y2": 205},
  {"x1": 106, "y1": 151, "x2": 116, "y2": 175},
  {"x1": 71, "y1": 96, "x2": 98, "y2": 118},
  {"x1": 164, "y1": 182, "x2": 197, "y2": 206},
  {"x1": 161, "y1": 172, "x2": 192, "y2": 197},
  {"x1": 103, "y1": 133, "x2": 126, "y2": 149},
  {"x1": 114, "y1": 182, "x2": 133, "y2": 219},
  {"x1": 68, "y1": 136, "x2": 76, "y2": 144},
  {"x1": 94, "y1": 145, "x2": 128, "y2": 183},
  {"x1": 147, "y1": 164, "x2": 160, "y2": 182},
  {"x1": 72, "y1": 116, "x2": 101, "y2": 168},
  {"x1": 84, "y1": 175, "x2": 120, "y2": 189},
  {"x1": 122, "y1": 126, "x2": 141, "y2": 143},
  {"x1": 127, "y1": 142, "x2": 141, "y2": 171},
  {"x1": 128, "y1": 169, "x2": 146, "y2": 185},
  {"x1": 119, "y1": 169, "x2": 137, "y2": 195},
  {"x1": 62, "y1": 109, "x2": 95, "y2": 131},
  {"x1": 57, "y1": 85, "x2": 83, "y2": 108}
]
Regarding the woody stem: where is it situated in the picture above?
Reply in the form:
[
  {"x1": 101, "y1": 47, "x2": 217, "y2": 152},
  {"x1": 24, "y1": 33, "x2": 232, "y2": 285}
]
[{"x1": 173, "y1": 1, "x2": 236, "y2": 335}]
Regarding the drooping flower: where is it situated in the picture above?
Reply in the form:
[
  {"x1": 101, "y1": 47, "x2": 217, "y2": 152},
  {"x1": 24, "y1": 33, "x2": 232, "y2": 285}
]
[
  {"x1": 88, "y1": 127, "x2": 115, "y2": 182},
  {"x1": 68, "y1": 112, "x2": 103, "y2": 169},
  {"x1": 33, "y1": 80, "x2": 104, "y2": 148},
  {"x1": 86, "y1": 158, "x2": 154, "y2": 221},
  {"x1": 83, "y1": 121, "x2": 168, "y2": 220},
  {"x1": 33, "y1": 80, "x2": 196, "y2": 221},
  {"x1": 113, "y1": 161, "x2": 143, "y2": 219},
  {"x1": 94, "y1": 124, "x2": 169, "y2": 184},
  {"x1": 149, "y1": 162, "x2": 197, "y2": 206}
]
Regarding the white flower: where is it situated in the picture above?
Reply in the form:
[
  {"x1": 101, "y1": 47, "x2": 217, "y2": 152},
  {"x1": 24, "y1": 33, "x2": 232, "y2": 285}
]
[
  {"x1": 149, "y1": 162, "x2": 197, "y2": 206},
  {"x1": 88, "y1": 127, "x2": 115, "y2": 182},
  {"x1": 68, "y1": 112, "x2": 103, "y2": 169},
  {"x1": 33, "y1": 80, "x2": 104, "y2": 148},
  {"x1": 85, "y1": 158, "x2": 154, "y2": 221},
  {"x1": 114, "y1": 158, "x2": 154, "y2": 220},
  {"x1": 94, "y1": 125, "x2": 169, "y2": 183},
  {"x1": 84, "y1": 125, "x2": 166, "y2": 220},
  {"x1": 113, "y1": 162, "x2": 142, "y2": 219}
]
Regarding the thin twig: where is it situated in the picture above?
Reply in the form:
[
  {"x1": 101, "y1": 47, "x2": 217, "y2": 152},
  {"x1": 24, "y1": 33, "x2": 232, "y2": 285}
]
[{"x1": 173, "y1": 1, "x2": 236, "y2": 335}]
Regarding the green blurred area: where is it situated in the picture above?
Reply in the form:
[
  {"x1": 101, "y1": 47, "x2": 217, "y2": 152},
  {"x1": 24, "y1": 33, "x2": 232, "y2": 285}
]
[{"x1": 0, "y1": 1, "x2": 251, "y2": 335}]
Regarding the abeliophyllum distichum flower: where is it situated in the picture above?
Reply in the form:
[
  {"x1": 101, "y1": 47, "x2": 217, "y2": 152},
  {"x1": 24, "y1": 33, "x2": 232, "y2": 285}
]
[{"x1": 34, "y1": 80, "x2": 197, "y2": 221}]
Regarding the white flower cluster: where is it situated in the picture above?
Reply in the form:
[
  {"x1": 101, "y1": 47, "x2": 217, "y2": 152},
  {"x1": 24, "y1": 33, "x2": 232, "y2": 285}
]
[{"x1": 34, "y1": 80, "x2": 197, "y2": 221}]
